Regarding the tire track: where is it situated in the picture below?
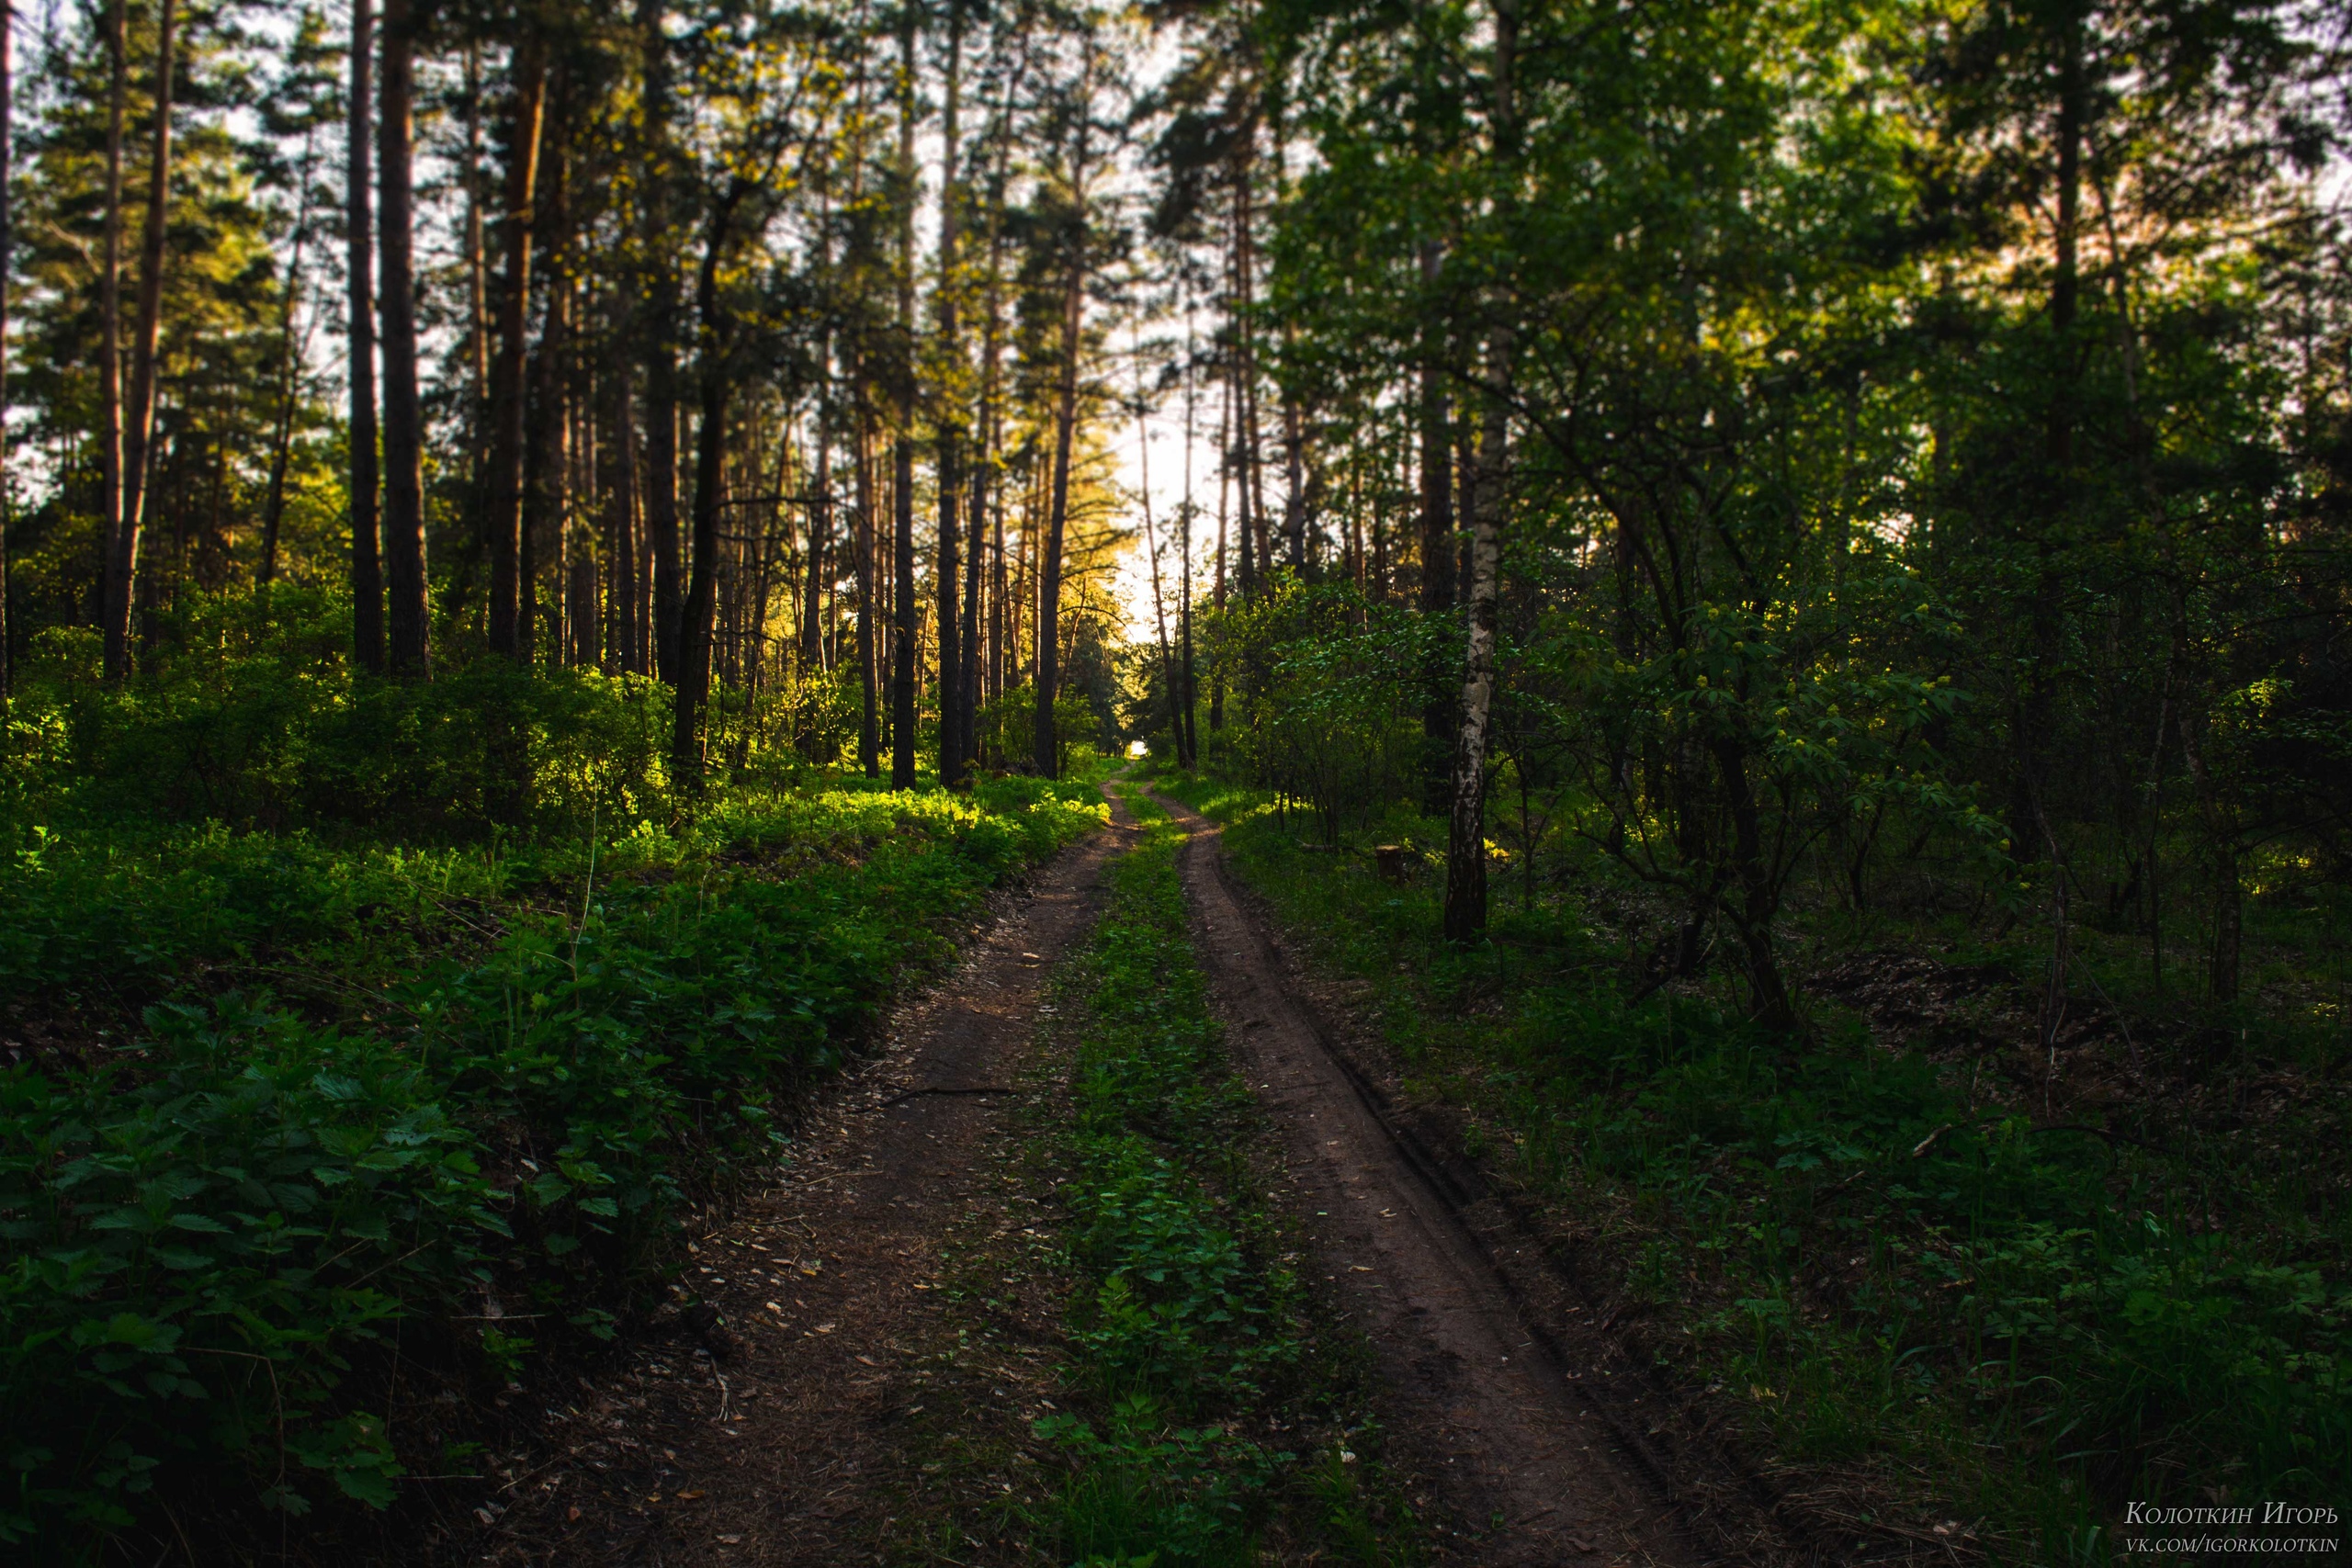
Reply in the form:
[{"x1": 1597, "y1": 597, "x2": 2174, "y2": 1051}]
[{"x1": 1151, "y1": 785, "x2": 1694, "y2": 1568}]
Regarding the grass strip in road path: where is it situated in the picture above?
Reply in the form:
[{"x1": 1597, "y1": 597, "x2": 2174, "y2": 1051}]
[
  {"x1": 1001, "y1": 785, "x2": 1424, "y2": 1565},
  {"x1": 888, "y1": 789, "x2": 1420, "y2": 1568}
]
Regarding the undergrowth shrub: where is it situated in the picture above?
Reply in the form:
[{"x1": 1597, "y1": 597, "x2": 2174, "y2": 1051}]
[
  {"x1": 6, "y1": 588, "x2": 672, "y2": 837},
  {"x1": 1159, "y1": 770, "x2": 2351, "y2": 1563},
  {"x1": 0, "y1": 770, "x2": 1108, "y2": 1554}
]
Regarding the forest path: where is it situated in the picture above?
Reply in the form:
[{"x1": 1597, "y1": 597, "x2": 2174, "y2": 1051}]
[
  {"x1": 1149, "y1": 786, "x2": 1695, "y2": 1568},
  {"x1": 454, "y1": 781, "x2": 1135, "y2": 1568}
]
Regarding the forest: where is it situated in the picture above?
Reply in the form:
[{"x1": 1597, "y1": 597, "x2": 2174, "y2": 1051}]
[{"x1": 0, "y1": 0, "x2": 2347, "y2": 1559}]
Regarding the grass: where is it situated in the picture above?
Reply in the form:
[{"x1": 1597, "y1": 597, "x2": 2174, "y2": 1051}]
[
  {"x1": 1018, "y1": 784, "x2": 1422, "y2": 1566},
  {"x1": 1148, "y1": 765, "x2": 2351, "y2": 1565},
  {"x1": 0, "y1": 764, "x2": 1108, "y2": 1558}
]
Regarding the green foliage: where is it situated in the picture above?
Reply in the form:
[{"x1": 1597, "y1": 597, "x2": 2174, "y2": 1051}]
[
  {"x1": 1205, "y1": 581, "x2": 1430, "y2": 843},
  {"x1": 1033, "y1": 790, "x2": 1407, "y2": 1566},
  {"x1": 0, "y1": 743, "x2": 1106, "y2": 1552},
  {"x1": 1162, "y1": 773, "x2": 2351, "y2": 1561},
  {"x1": 6, "y1": 589, "x2": 674, "y2": 837}
]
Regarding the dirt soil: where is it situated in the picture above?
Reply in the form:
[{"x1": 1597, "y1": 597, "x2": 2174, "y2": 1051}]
[
  {"x1": 408, "y1": 780, "x2": 1855, "y2": 1567},
  {"x1": 1150, "y1": 788, "x2": 1698, "y2": 1568},
  {"x1": 425, "y1": 793, "x2": 1135, "y2": 1567}
]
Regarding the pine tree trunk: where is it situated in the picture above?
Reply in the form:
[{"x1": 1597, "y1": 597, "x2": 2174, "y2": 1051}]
[
  {"x1": 2014, "y1": 8, "x2": 2086, "y2": 845},
  {"x1": 937, "y1": 427, "x2": 962, "y2": 781},
  {"x1": 855, "y1": 394, "x2": 878, "y2": 775},
  {"x1": 346, "y1": 0, "x2": 383, "y2": 673},
  {"x1": 103, "y1": 0, "x2": 176, "y2": 680},
  {"x1": 1228, "y1": 173, "x2": 1256, "y2": 602},
  {"x1": 485, "y1": 37, "x2": 546, "y2": 660},
  {"x1": 803, "y1": 388, "x2": 831, "y2": 676},
  {"x1": 963, "y1": 449, "x2": 984, "y2": 762},
  {"x1": 974, "y1": 75, "x2": 1020, "y2": 747},
  {"x1": 933, "y1": 5, "x2": 965, "y2": 784},
  {"x1": 988, "y1": 493, "x2": 1004, "y2": 708},
  {"x1": 605, "y1": 353, "x2": 639, "y2": 672},
  {"x1": 0, "y1": 0, "x2": 12, "y2": 698},
  {"x1": 1418, "y1": 242, "x2": 1455, "y2": 813},
  {"x1": 1034, "y1": 254, "x2": 1084, "y2": 779},
  {"x1": 524, "y1": 277, "x2": 570, "y2": 665},
  {"x1": 259, "y1": 131, "x2": 317, "y2": 587},
  {"x1": 889, "y1": 15, "x2": 920, "y2": 788},
  {"x1": 1282, "y1": 386, "x2": 1306, "y2": 571},
  {"x1": 672, "y1": 186, "x2": 744, "y2": 786},
  {"x1": 1209, "y1": 382, "x2": 1227, "y2": 731},
  {"x1": 636, "y1": 0, "x2": 682, "y2": 683},
  {"x1": 891, "y1": 432, "x2": 917, "y2": 785},
  {"x1": 379, "y1": 0, "x2": 430, "y2": 676},
  {"x1": 96, "y1": 0, "x2": 128, "y2": 658}
]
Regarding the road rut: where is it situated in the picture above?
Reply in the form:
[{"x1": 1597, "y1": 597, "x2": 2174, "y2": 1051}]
[{"x1": 1153, "y1": 787, "x2": 1694, "y2": 1568}]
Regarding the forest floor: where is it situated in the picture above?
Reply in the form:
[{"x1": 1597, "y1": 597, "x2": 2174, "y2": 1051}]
[
  {"x1": 424, "y1": 789, "x2": 1133, "y2": 1566},
  {"x1": 424, "y1": 776, "x2": 1733, "y2": 1567}
]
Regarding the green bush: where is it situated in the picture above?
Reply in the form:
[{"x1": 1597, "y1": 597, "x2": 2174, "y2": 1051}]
[
  {"x1": 5, "y1": 588, "x2": 672, "y2": 837},
  {"x1": 1162, "y1": 771, "x2": 2352, "y2": 1561},
  {"x1": 0, "y1": 778, "x2": 1108, "y2": 1553}
]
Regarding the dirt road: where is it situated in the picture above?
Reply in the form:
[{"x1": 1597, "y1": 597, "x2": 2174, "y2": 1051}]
[
  {"x1": 448, "y1": 794, "x2": 1134, "y2": 1567},
  {"x1": 440, "y1": 781, "x2": 1704, "y2": 1567},
  {"x1": 1152, "y1": 787, "x2": 1695, "y2": 1568}
]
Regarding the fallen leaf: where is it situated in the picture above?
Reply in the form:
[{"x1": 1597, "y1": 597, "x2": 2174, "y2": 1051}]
[
  {"x1": 816, "y1": 1323, "x2": 836, "y2": 1333},
  {"x1": 677, "y1": 1489, "x2": 706, "y2": 1501},
  {"x1": 856, "y1": 1355, "x2": 877, "y2": 1366}
]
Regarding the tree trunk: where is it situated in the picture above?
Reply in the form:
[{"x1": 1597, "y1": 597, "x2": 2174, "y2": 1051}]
[
  {"x1": 2014, "y1": 7, "x2": 2086, "y2": 845},
  {"x1": 524, "y1": 276, "x2": 571, "y2": 664},
  {"x1": 803, "y1": 385, "x2": 831, "y2": 677},
  {"x1": 103, "y1": 0, "x2": 177, "y2": 680},
  {"x1": 258, "y1": 129, "x2": 318, "y2": 587},
  {"x1": 1232, "y1": 134, "x2": 1271, "y2": 592},
  {"x1": 936, "y1": 424, "x2": 962, "y2": 781},
  {"x1": 1443, "y1": 383, "x2": 1503, "y2": 942},
  {"x1": 636, "y1": 0, "x2": 683, "y2": 682},
  {"x1": 964, "y1": 450, "x2": 985, "y2": 761},
  {"x1": 379, "y1": 0, "x2": 429, "y2": 675},
  {"x1": 346, "y1": 0, "x2": 383, "y2": 673},
  {"x1": 1713, "y1": 736, "x2": 1798, "y2": 1028},
  {"x1": 1033, "y1": 32, "x2": 1097, "y2": 778},
  {"x1": 1034, "y1": 251, "x2": 1084, "y2": 779},
  {"x1": 1442, "y1": 0, "x2": 1516, "y2": 943},
  {"x1": 2179, "y1": 705, "x2": 2240, "y2": 1005},
  {"x1": 671, "y1": 186, "x2": 745, "y2": 786},
  {"x1": 96, "y1": 0, "x2": 128, "y2": 655},
  {"x1": 0, "y1": 0, "x2": 11, "y2": 697},
  {"x1": 889, "y1": 14, "x2": 920, "y2": 788},
  {"x1": 1137, "y1": 351, "x2": 1182, "y2": 755},
  {"x1": 485, "y1": 36, "x2": 547, "y2": 660},
  {"x1": 891, "y1": 431, "x2": 917, "y2": 785},
  {"x1": 1209, "y1": 381, "x2": 1228, "y2": 730},
  {"x1": 1228, "y1": 173, "x2": 1256, "y2": 602},
  {"x1": 1282, "y1": 383, "x2": 1306, "y2": 571},
  {"x1": 855, "y1": 390, "x2": 878, "y2": 775},
  {"x1": 1418, "y1": 241, "x2": 1454, "y2": 813},
  {"x1": 933, "y1": 5, "x2": 966, "y2": 784},
  {"x1": 605, "y1": 352, "x2": 640, "y2": 672}
]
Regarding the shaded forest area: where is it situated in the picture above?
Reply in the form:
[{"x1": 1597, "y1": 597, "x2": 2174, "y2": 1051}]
[{"x1": 0, "y1": 0, "x2": 2348, "y2": 1557}]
